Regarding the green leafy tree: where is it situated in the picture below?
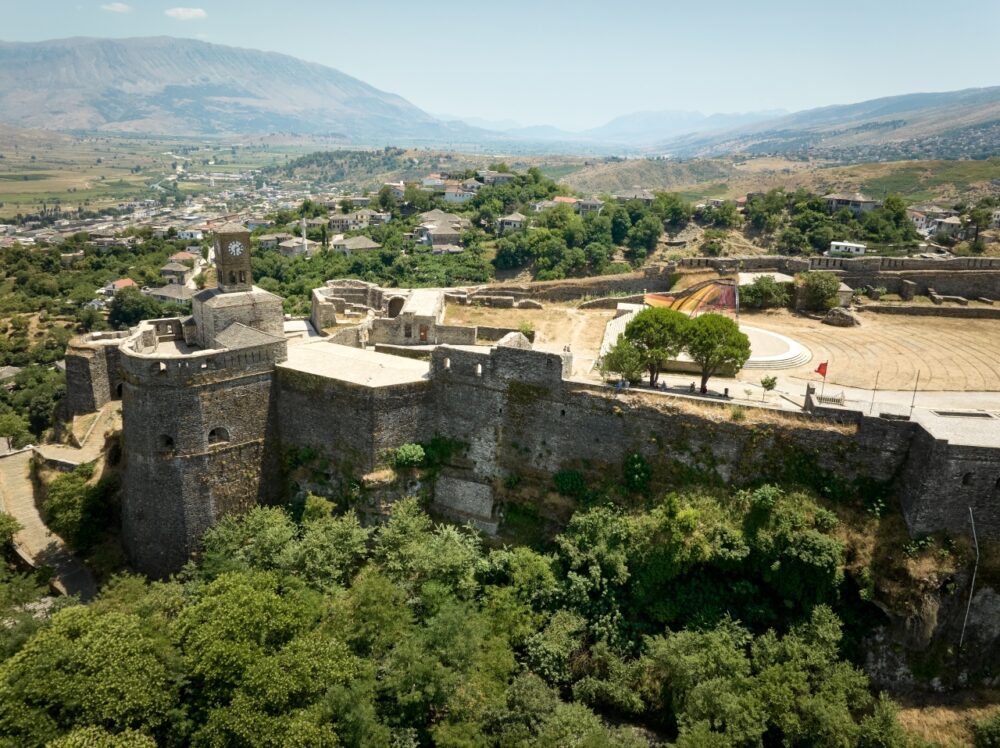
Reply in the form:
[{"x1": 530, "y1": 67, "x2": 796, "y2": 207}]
[
  {"x1": 599, "y1": 338, "x2": 644, "y2": 384},
  {"x1": 760, "y1": 375, "x2": 777, "y2": 401},
  {"x1": 0, "y1": 606, "x2": 182, "y2": 745},
  {"x1": 652, "y1": 192, "x2": 693, "y2": 227},
  {"x1": 107, "y1": 287, "x2": 165, "y2": 330},
  {"x1": 740, "y1": 275, "x2": 790, "y2": 309},
  {"x1": 623, "y1": 307, "x2": 690, "y2": 386},
  {"x1": 799, "y1": 271, "x2": 841, "y2": 312},
  {"x1": 626, "y1": 214, "x2": 663, "y2": 257},
  {"x1": 683, "y1": 313, "x2": 751, "y2": 393}
]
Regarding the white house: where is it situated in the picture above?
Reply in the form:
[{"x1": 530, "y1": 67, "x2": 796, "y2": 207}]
[
  {"x1": 933, "y1": 216, "x2": 963, "y2": 237},
  {"x1": 177, "y1": 229, "x2": 204, "y2": 241},
  {"x1": 498, "y1": 212, "x2": 526, "y2": 233},
  {"x1": 829, "y1": 241, "x2": 867, "y2": 255},
  {"x1": 444, "y1": 189, "x2": 475, "y2": 204}
]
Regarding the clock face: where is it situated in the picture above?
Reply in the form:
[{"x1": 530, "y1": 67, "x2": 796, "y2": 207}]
[{"x1": 226, "y1": 240, "x2": 244, "y2": 257}]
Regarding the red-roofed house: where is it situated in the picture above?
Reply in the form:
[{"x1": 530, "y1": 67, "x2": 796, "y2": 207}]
[
  {"x1": 169, "y1": 250, "x2": 199, "y2": 263},
  {"x1": 101, "y1": 278, "x2": 136, "y2": 297}
]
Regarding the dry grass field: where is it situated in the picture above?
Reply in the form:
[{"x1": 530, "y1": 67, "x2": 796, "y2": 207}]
[
  {"x1": 896, "y1": 690, "x2": 1000, "y2": 746},
  {"x1": 443, "y1": 303, "x2": 614, "y2": 377}
]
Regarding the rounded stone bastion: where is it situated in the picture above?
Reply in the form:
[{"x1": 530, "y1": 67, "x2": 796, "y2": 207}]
[{"x1": 117, "y1": 315, "x2": 287, "y2": 577}]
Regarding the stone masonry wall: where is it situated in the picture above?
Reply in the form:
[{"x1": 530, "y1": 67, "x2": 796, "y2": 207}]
[
  {"x1": 120, "y1": 338, "x2": 286, "y2": 577},
  {"x1": 64, "y1": 333, "x2": 127, "y2": 416},
  {"x1": 899, "y1": 429, "x2": 1000, "y2": 539},
  {"x1": 275, "y1": 366, "x2": 435, "y2": 477}
]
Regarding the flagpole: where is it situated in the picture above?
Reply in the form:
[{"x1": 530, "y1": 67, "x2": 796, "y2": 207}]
[
  {"x1": 909, "y1": 370, "x2": 920, "y2": 417},
  {"x1": 869, "y1": 369, "x2": 880, "y2": 415}
]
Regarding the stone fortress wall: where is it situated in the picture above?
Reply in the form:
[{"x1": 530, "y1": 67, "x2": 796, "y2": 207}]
[
  {"x1": 64, "y1": 331, "x2": 129, "y2": 417},
  {"x1": 117, "y1": 315, "x2": 288, "y2": 575},
  {"x1": 678, "y1": 255, "x2": 1000, "y2": 299},
  {"x1": 62, "y1": 237, "x2": 1000, "y2": 576}
]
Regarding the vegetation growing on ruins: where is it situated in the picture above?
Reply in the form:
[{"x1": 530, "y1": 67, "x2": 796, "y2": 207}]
[
  {"x1": 0, "y1": 484, "x2": 918, "y2": 746},
  {"x1": 799, "y1": 271, "x2": 842, "y2": 312}
]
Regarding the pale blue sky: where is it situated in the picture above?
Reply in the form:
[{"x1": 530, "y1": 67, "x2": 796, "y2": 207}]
[{"x1": 5, "y1": 0, "x2": 1000, "y2": 129}]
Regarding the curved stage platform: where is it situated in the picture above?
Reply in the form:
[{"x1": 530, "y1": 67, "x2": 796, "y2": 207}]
[
  {"x1": 740, "y1": 325, "x2": 812, "y2": 370},
  {"x1": 599, "y1": 309, "x2": 812, "y2": 374}
]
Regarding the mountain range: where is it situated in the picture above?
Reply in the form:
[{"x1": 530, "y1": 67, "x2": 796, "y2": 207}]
[
  {"x1": 0, "y1": 36, "x2": 998, "y2": 158},
  {"x1": 0, "y1": 36, "x2": 479, "y2": 144}
]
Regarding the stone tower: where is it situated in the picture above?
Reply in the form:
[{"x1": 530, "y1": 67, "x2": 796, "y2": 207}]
[
  {"x1": 119, "y1": 221, "x2": 287, "y2": 577},
  {"x1": 214, "y1": 222, "x2": 252, "y2": 293}
]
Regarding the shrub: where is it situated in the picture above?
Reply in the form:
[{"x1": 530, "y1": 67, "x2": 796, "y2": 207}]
[
  {"x1": 740, "y1": 276, "x2": 790, "y2": 309},
  {"x1": 800, "y1": 271, "x2": 841, "y2": 311},
  {"x1": 553, "y1": 469, "x2": 588, "y2": 500},
  {"x1": 42, "y1": 462, "x2": 114, "y2": 552},
  {"x1": 622, "y1": 452, "x2": 651, "y2": 494},
  {"x1": 391, "y1": 443, "x2": 425, "y2": 468},
  {"x1": 974, "y1": 712, "x2": 1000, "y2": 748},
  {"x1": 517, "y1": 320, "x2": 534, "y2": 336}
]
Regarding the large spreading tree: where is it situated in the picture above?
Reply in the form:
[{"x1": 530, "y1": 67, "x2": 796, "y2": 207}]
[
  {"x1": 683, "y1": 313, "x2": 751, "y2": 393},
  {"x1": 623, "y1": 308, "x2": 690, "y2": 386}
]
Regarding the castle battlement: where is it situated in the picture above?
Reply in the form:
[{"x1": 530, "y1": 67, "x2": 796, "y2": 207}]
[{"x1": 61, "y1": 233, "x2": 1000, "y2": 576}]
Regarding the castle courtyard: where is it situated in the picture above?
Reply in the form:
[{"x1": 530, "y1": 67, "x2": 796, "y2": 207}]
[{"x1": 446, "y1": 302, "x2": 1000, "y2": 393}]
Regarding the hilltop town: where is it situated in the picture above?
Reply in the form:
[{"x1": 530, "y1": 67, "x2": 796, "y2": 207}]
[{"x1": 1, "y1": 17, "x2": 1000, "y2": 745}]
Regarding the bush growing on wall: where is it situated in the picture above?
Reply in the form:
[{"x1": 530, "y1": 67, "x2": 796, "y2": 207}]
[{"x1": 391, "y1": 443, "x2": 425, "y2": 469}]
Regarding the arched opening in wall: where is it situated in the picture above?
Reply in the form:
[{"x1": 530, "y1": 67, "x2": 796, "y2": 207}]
[
  {"x1": 443, "y1": 357, "x2": 451, "y2": 371},
  {"x1": 404, "y1": 324, "x2": 413, "y2": 339},
  {"x1": 208, "y1": 427, "x2": 230, "y2": 445},
  {"x1": 387, "y1": 297, "x2": 405, "y2": 318},
  {"x1": 475, "y1": 363, "x2": 483, "y2": 377},
  {"x1": 995, "y1": 475, "x2": 1000, "y2": 491},
  {"x1": 157, "y1": 435, "x2": 175, "y2": 453},
  {"x1": 962, "y1": 472, "x2": 974, "y2": 486},
  {"x1": 115, "y1": 383, "x2": 123, "y2": 397},
  {"x1": 228, "y1": 271, "x2": 236, "y2": 285}
]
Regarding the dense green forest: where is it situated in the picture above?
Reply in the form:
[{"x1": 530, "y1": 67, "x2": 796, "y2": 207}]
[{"x1": 1, "y1": 480, "x2": 922, "y2": 747}]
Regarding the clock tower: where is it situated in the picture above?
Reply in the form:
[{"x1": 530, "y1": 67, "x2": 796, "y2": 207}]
[{"x1": 213, "y1": 222, "x2": 252, "y2": 293}]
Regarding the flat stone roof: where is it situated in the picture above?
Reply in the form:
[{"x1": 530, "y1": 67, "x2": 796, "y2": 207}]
[
  {"x1": 911, "y1": 410, "x2": 1000, "y2": 449},
  {"x1": 279, "y1": 340, "x2": 430, "y2": 387},
  {"x1": 738, "y1": 272, "x2": 795, "y2": 285},
  {"x1": 402, "y1": 288, "x2": 444, "y2": 318}
]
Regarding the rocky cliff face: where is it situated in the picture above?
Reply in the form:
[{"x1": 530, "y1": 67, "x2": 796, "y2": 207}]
[
  {"x1": 0, "y1": 37, "x2": 478, "y2": 141},
  {"x1": 866, "y1": 572, "x2": 1000, "y2": 692}
]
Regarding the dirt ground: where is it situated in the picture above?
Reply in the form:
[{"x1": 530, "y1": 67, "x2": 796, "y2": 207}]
[
  {"x1": 448, "y1": 302, "x2": 1000, "y2": 394},
  {"x1": 443, "y1": 303, "x2": 614, "y2": 377},
  {"x1": 740, "y1": 309, "x2": 1000, "y2": 392}
]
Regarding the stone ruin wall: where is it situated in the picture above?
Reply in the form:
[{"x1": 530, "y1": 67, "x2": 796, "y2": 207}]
[
  {"x1": 678, "y1": 255, "x2": 1000, "y2": 300},
  {"x1": 64, "y1": 332, "x2": 129, "y2": 417}
]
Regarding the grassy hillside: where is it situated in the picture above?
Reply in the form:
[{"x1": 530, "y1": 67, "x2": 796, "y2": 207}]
[{"x1": 562, "y1": 156, "x2": 1000, "y2": 205}]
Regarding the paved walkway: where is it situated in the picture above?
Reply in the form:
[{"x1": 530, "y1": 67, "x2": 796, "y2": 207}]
[
  {"x1": 37, "y1": 403, "x2": 120, "y2": 467},
  {"x1": 0, "y1": 449, "x2": 97, "y2": 600}
]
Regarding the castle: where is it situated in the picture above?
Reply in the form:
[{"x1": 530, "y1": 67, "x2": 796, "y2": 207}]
[{"x1": 65, "y1": 225, "x2": 1000, "y2": 577}]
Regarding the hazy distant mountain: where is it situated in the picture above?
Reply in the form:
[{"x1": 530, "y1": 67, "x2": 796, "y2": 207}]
[
  {"x1": 0, "y1": 36, "x2": 483, "y2": 143},
  {"x1": 654, "y1": 87, "x2": 1000, "y2": 158},
  {"x1": 445, "y1": 110, "x2": 787, "y2": 146},
  {"x1": 581, "y1": 109, "x2": 786, "y2": 143}
]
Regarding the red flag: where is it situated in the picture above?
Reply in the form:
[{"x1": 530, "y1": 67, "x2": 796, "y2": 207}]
[{"x1": 815, "y1": 361, "x2": 828, "y2": 378}]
